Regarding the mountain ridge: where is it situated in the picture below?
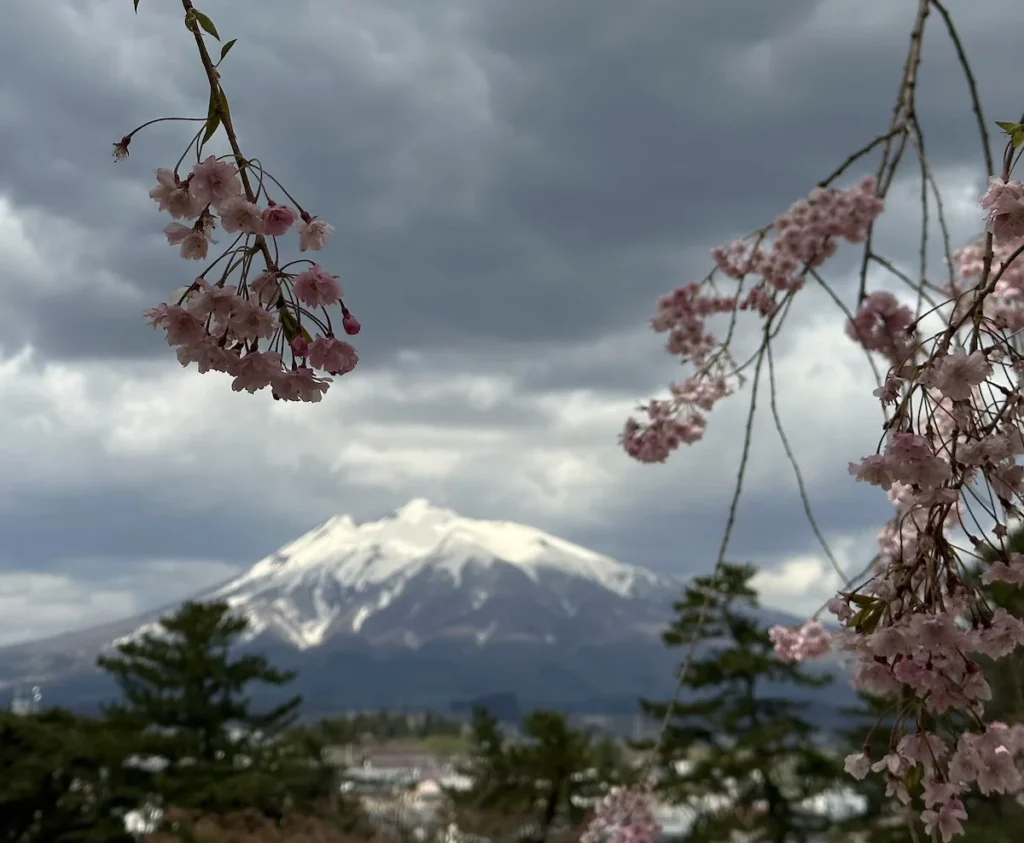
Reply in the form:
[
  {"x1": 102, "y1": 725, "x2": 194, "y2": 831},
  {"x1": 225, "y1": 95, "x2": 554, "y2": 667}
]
[{"x1": 0, "y1": 499, "x2": 853, "y2": 718}]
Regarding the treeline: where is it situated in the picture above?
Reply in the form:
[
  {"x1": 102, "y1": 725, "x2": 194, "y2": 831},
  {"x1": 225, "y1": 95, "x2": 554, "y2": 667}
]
[
  {"x1": 313, "y1": 708, "x2": 464, "y2": 744},
  {"x1": 455, "y1": 551, "x2": 1024, "y2": 843},
  {"x1": 0, "y1": 600, "x2": 373, "y2": 842},
  {"x1": 0, "y1": 600, "x2": 635, "y2": 843},
  {"x1": 6, "y1": 529, "x2": 1024, "y2": 842},
  {"x1": 447, "y1": 707, "x2": 635, "y2": 843}
]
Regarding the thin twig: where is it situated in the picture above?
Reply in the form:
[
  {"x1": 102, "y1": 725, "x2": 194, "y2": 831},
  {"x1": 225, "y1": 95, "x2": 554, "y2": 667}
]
[
  {"x1": 765, "y1": 338, "x2": 850, "y2": 588},
  {"x1": 653, "y1": 340, "x2": 769, "y2": 756},
  {"x1": 817, "y1": 125, "x2": 908, "y2": 189},
  {"x1": 856, "y1": 0, "x2": 930, "y2": 305},
  {"x1": 929, "y1": 0, "x2": 994, "y2": 178}
]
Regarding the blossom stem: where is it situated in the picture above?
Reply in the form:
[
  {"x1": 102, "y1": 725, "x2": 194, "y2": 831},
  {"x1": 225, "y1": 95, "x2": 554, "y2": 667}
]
[
  {"x1": 179, "y1": 0, "x2": 275, "y2": 272},
  {"x1": 125, "y1": 116, "x2": 207, "y2": 140}
]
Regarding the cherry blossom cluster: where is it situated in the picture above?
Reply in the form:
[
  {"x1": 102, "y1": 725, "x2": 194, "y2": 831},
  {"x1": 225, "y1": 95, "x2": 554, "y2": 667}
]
[
  {"x1": 142, "y1": 157, "x2": 359, "y2": 402},
  {"x1": 768, "y1": 620, "x2": 832, "y2": 663},
  {"x1": 625, "y1": 137, "x2": 1024, "y2": 838},
  {"x1": 948, "y1": 236, "x2": 1024, "y2": 338},
  {"x1": 114, "y1": 4, "x2": 360, "y2": 402},
  {"x1": 846, "y1": 291, "x2": 918, "y2": 366},
  {"x1": 766, "y1": 170, "x2": 1024, "y2": 838},
  {"x1": 580, "y1": 783, "x2": 661, "y2": 843},
  {"x1": 621, "y1": 177, "x2": 885, "y2": 463}
]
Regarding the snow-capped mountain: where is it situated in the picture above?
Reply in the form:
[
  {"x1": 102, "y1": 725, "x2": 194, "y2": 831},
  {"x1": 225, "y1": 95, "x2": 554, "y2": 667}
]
[
  {"x1": 0, "y1": 500, "x2": 852, "y2": 717},
  {"x1": 118, "y1": 498, "x2": 673, "y2": 653}
]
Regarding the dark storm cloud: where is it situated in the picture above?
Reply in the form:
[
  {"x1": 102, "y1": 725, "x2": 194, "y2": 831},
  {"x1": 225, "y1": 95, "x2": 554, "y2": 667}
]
[{"x1": 2, "y1": 0, "x2": 1021, "y2": 363}]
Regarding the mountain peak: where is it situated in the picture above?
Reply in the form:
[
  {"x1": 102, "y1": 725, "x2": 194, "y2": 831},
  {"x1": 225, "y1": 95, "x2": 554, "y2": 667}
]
[
  {"x1": 392, "y1": 498, "x2": 456, "y2": 523},
  {"x1": 231, "y1": 500, "x2": 659, "y2": 597},
  {"x1": 196, "y1": 500, "x2": 668, "y2": 649}
]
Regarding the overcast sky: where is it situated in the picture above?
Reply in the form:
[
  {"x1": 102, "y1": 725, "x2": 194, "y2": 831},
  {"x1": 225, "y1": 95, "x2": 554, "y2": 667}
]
[{"x1": 0, "y1": 0, "x2": 1021, "y2": 646}]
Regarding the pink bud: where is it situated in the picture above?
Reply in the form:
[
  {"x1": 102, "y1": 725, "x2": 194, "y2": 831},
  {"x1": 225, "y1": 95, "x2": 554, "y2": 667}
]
[
  {"x1": 342, "y1": 313, "x2": 361, "y2": 335},
  {"x1": 290, "y1": 335, "x2": 308, "y2": 356}
]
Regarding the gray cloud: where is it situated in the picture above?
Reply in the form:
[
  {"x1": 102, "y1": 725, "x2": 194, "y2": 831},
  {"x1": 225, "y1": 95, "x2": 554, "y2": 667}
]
[{"x1": 0, "y1": 0, "x2": 1020, "y2": 642}]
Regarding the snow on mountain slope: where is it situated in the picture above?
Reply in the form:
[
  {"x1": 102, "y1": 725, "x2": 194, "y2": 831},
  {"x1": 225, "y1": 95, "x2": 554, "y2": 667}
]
[
  {"x1": 229, "y1": 498, "x2": 658, "y2": 596},
  {"x1": 115, "y1": 499, "x2": 673, "y2": 652},
  {"x1": 0, "y1": 500, "x2": 855, "y2": 716}
]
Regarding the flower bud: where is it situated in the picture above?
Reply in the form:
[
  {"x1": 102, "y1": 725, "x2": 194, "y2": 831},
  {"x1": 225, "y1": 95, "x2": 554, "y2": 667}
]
[{"x1": 342, "y1": 313, "x2": 361, "y2": 335}]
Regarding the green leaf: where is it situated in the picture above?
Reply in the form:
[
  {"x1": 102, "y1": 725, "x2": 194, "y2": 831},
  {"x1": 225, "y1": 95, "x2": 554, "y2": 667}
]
[
  {"x1": 279, "y1": 306, "x2": 299, "y2": 339},
  {"x1": 905, "y1": 763, "x2": 922, "y2": 793},
  {"x1": 996, "y1": 121, "x2": 1023, "y2": 134},
  {"x1": 201, "y1": 90, "x2": 221, "y2": 144},
  {"x1": 133, "y1": 0, "x2": 141, "y2": 10},
  {"x1": 1013, "y1": 130, "x2": 1024, "y2": 150},
  {"x1": 194, "y1": 10, "x2": 220, "y2": 40},
  {"x1": 220, "y1": 38, "x2": 237, "y2": 61},
  {"x1": 860, "y1": 607, "x2": 883, "y2": 634},
  {"x1": 218, "y1": 89, "x2": 232, "y2": 126},
  {"x1": 847, "y1": 593, "x2": 877, "y2": 608}
]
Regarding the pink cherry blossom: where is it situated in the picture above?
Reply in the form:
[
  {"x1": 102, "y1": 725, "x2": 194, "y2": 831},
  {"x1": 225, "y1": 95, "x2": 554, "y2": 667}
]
[
  {"x1": 924, "y1": 347, "x2": 991, "y2": 401},
  {"x1": 262, "y1": 200, "x2": 298, "y2": 237},
  {"x1": 231, "y1": 351, "x2": 283, "y2": 394},
  {"x1": 581, "y1": 785, "x2": 661, "y2": 843},
  {"x1": 225, "y1": 300, "x2": 276, "y2": 343},
  {"x1": 149, "y1": 168, "x2": 203, "y2": 219},
  {"x1": 983, "y1": 553, "x2": 1024, "y2": 585},
  {"x1": 298, "y1": 216, "x2": 334, "y2": 251},
  {"x1": 981, "y1": 177, "x2": 1024, "y2": 242},
  {"x1": 846, "y1": 291, "x2": 917, "y2": 365},
  {"x1": 218, "y1": 196, "x2": 265, "y2": 234},
  {"x1": 271, "y1": 367, "x2": 331, "y2": 402},
  {"x1": 188, "y1": 155, "x2": 241, "y2": 209},
  {"x1": 768, "y1": 621, "x2": 831, "y2": 662},
  {"x1": 294, "y1": 264, "x2": 342, "y2": 308},
  {"x1": 307, "y1": 337, "x2": 358, "y2": 376},
  {"x1": 844, "y1": 752, "x2": 871, "y2": 779},
  {"x1": 921, "y1": 798, "x2": 968, "y2": 843}
]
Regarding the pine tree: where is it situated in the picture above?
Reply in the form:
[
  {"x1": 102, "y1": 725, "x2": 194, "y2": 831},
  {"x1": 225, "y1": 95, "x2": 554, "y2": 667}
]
[
  {"x1": 451, "y1": 706, "x2": 517, "y2": 816},
  {"x1": 512, "y1": 710, "x2": 599, "y2": 843},
  {"x1": 0, "y1": 707, "x2": 148, "y2": 843},
  {"x1": 96, "y1": 599, "x2": 307, "y2": 821},
  {"x1": 640, "y1": 562, "x2": 847, "y2": 843},
  {"x1": 453, "y1": 707, "x2": 605, "y2": 843}
]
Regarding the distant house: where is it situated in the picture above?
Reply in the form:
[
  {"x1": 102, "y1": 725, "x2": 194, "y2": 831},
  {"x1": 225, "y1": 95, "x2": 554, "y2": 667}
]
[{"x1": 408, "y1": 778, "x2": 447, "y2": 811}]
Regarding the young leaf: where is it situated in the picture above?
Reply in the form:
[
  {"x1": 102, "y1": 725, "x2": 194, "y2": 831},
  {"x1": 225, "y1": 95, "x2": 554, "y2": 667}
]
[
  {"x1": 905, "y1": 763, "x2": 922, "y2": 793},
  {"x1": 279, "y1": 307, "x2": 299, "y2": 340},
  {"x1": 194, "y1": 10, "x2": 220, "y2": 40},
  {"x1": 860, "y1": 607, "x2": 883, "y2": 634},
  {"x1": 218, "y1": 89, "x2": 232, "y2": 126},
  {"x1": 1013, "y1": 129, "x2": 1024, "y2": 150},
  {"x1": 220, "y1": 39, "x2": 237, "y2": 62},
  {"x1": 202, "y1": 91, "x2": 221, "y2": 143},
  {"x1": 996, "y1": 121, "x2": 1023, "y2": 135},
  {"x1": 133, "y1": 0, "x2": 141, "y2": 10}
]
